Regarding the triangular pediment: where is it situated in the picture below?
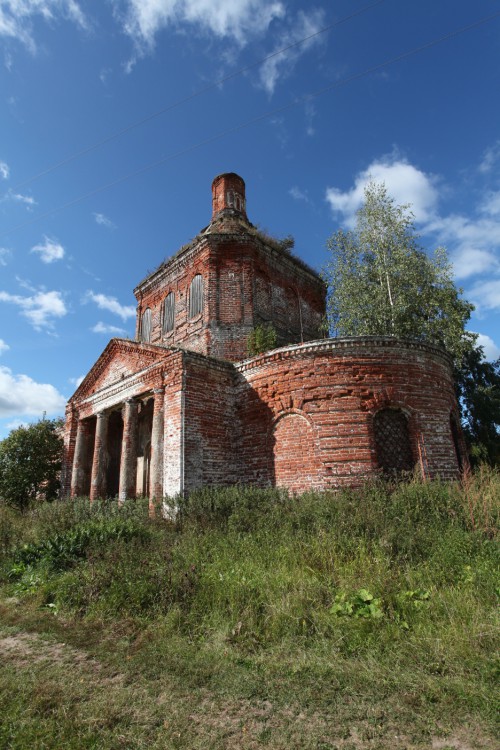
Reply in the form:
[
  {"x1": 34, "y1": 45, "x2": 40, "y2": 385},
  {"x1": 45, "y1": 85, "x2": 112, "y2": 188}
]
[{"x1": 70, "y1": 339, "x2": 171, "y2": 401}]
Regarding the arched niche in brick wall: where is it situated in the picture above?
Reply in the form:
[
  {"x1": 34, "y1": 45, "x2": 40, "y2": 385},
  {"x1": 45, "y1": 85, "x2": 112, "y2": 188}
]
[
  {"x1": 219, "y1": 267, "x2": 242, "y2": 324},
  {"x1": 373, "y1": 407, "x2": 415, "y2": 475},
  {"x1": 270, "y1": 410, "x2": 320, "y2": 493},
  {"x1": 285, "y1": 286, "x2": 300, "y2": 332},
  {"x1": 255, "y1": 273, "x2": 272, "y2": 320}
]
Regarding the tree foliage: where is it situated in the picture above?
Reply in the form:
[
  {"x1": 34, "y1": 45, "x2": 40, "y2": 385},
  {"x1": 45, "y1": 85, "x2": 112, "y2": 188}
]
[
  {"x1": 324, "y1": 182, "x2": 499, "y2": 465},
  {"x1": 458, "y1": 350, "x2": 500, "y2": 467},
  {"x1": 324, "y1": 182, "x2": 476, "y2": 365},
  {"x1": 0, "y1": 418, "x2": 63, "y2": 512},
  {"x1": 247, "y1": 323, "x2": 278, "y2": 357}
]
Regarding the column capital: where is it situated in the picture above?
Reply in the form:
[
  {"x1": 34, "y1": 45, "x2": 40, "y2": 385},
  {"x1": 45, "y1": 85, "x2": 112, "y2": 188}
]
[
  {"x1": 153, "y1": 387, "x2": 165, "y2": 394},
  {"x1": 96, "y1": 410, "x2": 108, "y2": 419}
]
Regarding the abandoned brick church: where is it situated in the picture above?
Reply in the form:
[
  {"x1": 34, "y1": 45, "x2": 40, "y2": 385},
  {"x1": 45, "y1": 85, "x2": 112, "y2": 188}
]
[{"x1": 62, "y1": 173, "x2": 466, "y2": 503}]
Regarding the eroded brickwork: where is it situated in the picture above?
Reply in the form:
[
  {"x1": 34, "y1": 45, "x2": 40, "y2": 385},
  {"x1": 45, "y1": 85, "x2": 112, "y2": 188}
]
[
  {"x1": 183, "y1": 352, "x2": 239, "y2": 492},
  {"x1": 63, "y1": 173, "x2": 466, "y2": 502},
  {"x1": 235, "y1": 337, "x2": 464, "y2": 490},
  {"x1": 133, "y1": 174, "x2": 326, "y2": 361}
]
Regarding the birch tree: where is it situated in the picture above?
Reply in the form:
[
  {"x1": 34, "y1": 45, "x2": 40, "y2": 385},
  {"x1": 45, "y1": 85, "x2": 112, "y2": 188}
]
[{"x1": 324, "y1": 182, "x2": 476, "y2": 365}]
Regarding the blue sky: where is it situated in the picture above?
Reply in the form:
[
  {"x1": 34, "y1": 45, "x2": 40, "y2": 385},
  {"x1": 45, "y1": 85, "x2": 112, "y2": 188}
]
[{"x1": 0, "y1": 0, "x2": 499, "y2": 438}]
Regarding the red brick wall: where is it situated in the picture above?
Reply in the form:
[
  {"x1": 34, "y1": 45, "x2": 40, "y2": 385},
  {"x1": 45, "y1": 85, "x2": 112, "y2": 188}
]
[
  {"x1": 272, "y1": 412, "x2": 323, "y2": 492},
  {"x1": 133, "y1": 233, "x2": 326, "y2": 362},
  {"x1": 183, "y1": 352, "x2": 239, "y2": 492},
  {"x1": 236, "y1": 337, "x2": 464, "y2": 491},
  {"x1": 64, "y1": 336, "x2": 466, "y2": 500}
]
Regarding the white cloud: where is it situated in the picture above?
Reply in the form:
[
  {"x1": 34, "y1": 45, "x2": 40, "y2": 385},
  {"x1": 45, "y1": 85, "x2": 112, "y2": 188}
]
[
  {"x1": 0, "y1": 160, "x2": 9, "y2": 179},
  {"x1": 85, "y1": 291, "x2": 135, "y2": 321},
  {"x1": 69, "y1": 374, "x2": 84, "y2": 387},
  {"x1": 99, "y1": 67, "x2": 111, "y2": 84},
  {"x1": 326, "y1": 154, "x2": 440, "y2": 227},
  {"x1": 259, "y1": 9, "x2": 325, "y2": 95},
  {"x1": 93, "y1": 212, "x2": 116, "y2": 229},
  {"x1": 31, "y1": 235, "x2": 65, "y2": 263},
  {"x1": 0, "y1": 289, "x2": 67, "y2": 330},
  {"x1": 0, "y1": 247, "x2": 11, "y2": 266},
  {"x1": 326, "y1": 152, "x2": 500, "y2": 283},
  {"x1": 92, "y1": 321, "x2": 127, "y2": 335},
  {"x1": 5, "y1": 419, "x2": 28, "y2": 431},
  {"x1": 119, "y1": 0, "x2": 284, "y2": 67},
  {"x1": 1, "y1": 188, "x2": 37, "y2": 207},
  {"x1": 0, "y1": 365, "x2": 66, "y2": 418},
  {"x1": 474, "y1": 333, "x2": 500, "y2": 362},
  {"x1": 304, "y1": 100, "x2": 316, "y2": 137},
  {"x1": 0, "y1": 0, "x2": 88, "y2": 51},
  {"x1": 468, "y1": 279, "x2": 500, "y2": 313},
  {"x1": 450, "y1": 247, "x2": 499, "y2": 281},
  {"x1": 425, "y1": 210, "x2": 500, "y2": 280},
  {"x1": 289, "y1": 186, "x2": 310, "y2": 203},
  {"x1": 480, "y1": 190, "x2": 500, "y2": 217},
  {"x1": 0, "y1": 339, "x2": 9, "y2": 355},
  {"x1": 479, "y1": 140, "x2": 500, "y2": 174}
]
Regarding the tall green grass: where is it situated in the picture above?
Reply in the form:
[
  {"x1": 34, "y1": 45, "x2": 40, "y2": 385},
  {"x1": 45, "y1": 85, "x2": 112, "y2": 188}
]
[
  {"x1": 0, "y1": 469, "x2": 498, "y2": 738},
  {"x1": 1, "y1": 471, "x2": 497, "y2": 636}
]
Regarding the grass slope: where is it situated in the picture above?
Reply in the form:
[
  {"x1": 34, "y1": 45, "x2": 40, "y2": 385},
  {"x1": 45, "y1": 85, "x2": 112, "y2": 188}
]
[{"x1": 0, "y1": 469, "x2": 498, "y2": 749}]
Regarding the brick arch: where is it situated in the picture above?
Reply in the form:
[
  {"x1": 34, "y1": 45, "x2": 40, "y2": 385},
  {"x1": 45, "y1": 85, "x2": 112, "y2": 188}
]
[
  {"x1": 362, "y1": 387, "x2": 415, "y2": 415},
  {"x1": 270, "y1": 410, "x2": 321, "y2": 493}
]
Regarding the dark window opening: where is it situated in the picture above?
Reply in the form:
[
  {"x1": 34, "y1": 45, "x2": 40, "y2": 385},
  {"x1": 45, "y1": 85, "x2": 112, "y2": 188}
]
[{"x1": 374, "y1": 407, "x2": 414, "y2": 475}]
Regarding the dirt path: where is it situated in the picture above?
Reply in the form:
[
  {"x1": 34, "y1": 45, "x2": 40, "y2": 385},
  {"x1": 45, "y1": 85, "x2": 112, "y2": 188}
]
[{"x1": 0, "y1": 626, "x2": 494, "y2": 749}]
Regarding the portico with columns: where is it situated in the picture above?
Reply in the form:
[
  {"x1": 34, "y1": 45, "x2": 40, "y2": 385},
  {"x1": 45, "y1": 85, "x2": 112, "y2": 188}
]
[
  {"x1": 62, "y1": 337, "x2": 239, "y2": 503},
  {"x1": 62, "y1": 339, "x2": 184, "y2": 505},
  {"x1": 67, "y1": 395, "x2": 166, "y2": 504}
]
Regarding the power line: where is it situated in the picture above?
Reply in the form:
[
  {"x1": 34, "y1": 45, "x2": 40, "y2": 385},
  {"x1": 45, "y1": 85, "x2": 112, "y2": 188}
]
[
  {"x1": 3, "y1": 10, "x2": 499, "y2": 240},
  {"x1": 8, "y1": 0, "x2": 386, "y2": 193}
]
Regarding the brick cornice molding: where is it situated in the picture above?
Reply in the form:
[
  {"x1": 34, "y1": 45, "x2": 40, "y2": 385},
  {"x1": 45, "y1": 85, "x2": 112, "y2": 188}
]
[
  {"x1": 134, "y1": 237, "x2": 210, "y2": 297},
  {"x1": 236, "y1": 336, "x2": 453, "y2": 374}
]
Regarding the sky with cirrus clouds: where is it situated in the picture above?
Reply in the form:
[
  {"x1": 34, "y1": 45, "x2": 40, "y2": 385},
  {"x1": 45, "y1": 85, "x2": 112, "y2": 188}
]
[{"x1": 0, "y1": 0, "x2": 499, "y2": 437}]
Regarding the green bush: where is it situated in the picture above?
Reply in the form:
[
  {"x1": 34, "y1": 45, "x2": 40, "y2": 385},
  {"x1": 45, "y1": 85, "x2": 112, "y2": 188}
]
[
  {"x1": 247, "y1": 323, "x2": 277, "y2": 356},
  {"x1": 0, "y1": 419, "x2": 63, "y2": 512},
  {"x1": 10, "y1": 517, "x2": 150, "y2": 573}
]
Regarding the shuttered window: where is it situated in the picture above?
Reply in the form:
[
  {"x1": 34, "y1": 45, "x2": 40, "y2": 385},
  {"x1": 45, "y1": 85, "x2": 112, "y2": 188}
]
[
  {"x1": 163, "y1": 292, "x2": 175, "y2": 334},
  {"x1": 189, "y1": 274, "x2": 203, "y2": 318},
  {"x1": 141, "y1": 308, "x2": 152, "y2": 343}
]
